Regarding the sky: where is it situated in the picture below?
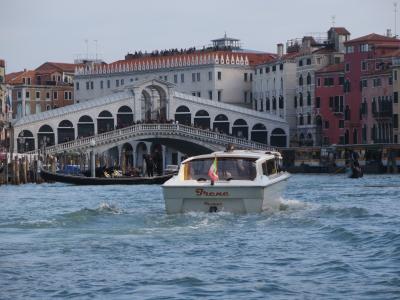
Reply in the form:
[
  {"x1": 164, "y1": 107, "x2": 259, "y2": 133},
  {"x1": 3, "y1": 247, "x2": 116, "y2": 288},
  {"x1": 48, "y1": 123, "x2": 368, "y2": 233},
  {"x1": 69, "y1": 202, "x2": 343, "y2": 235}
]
[{"x1": 0, "y1": 0, "x2": 396, "y2": 73}]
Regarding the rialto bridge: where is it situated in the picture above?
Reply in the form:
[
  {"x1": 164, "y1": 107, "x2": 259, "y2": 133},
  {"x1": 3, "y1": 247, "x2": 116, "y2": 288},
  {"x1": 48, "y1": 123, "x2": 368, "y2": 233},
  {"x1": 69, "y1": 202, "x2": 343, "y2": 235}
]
[{"x1": 12, "y1": 79, "x2": 289, "y2": 169}]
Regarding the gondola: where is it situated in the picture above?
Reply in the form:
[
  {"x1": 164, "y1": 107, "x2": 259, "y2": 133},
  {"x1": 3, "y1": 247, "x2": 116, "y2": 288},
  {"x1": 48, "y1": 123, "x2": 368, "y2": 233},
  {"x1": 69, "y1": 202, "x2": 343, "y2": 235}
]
[{"x1": 40, "y1": 168, "x2": 174, "y2": 185}]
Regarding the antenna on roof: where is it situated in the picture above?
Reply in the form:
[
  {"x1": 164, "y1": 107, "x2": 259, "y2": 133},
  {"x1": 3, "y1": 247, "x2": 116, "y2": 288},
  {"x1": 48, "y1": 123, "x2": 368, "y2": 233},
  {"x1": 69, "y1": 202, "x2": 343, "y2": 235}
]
[
  {"x1": 331, "y1": 15, "x2": 336, "y2": 27},
  {"x1": 394, "y1": 2, "x2": 398, "y2": 38},
  {"x1": 94, "y1": 40, "x2": 98, "y2": 60},
  {"x1": 84, "y1": 38, "x2": 89, "y2": 59}
]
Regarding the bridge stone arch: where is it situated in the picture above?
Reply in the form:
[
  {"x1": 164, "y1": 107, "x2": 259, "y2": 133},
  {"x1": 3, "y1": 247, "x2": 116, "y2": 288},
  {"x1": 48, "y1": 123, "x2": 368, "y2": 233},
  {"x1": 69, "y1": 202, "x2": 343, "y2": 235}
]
[
  {"x1": 97, "y1": 110, "x2": 114, "y2": 134},
  {"x1": 174, "y1": 105, "x2": 191, "y2": 125},
  {"x1": 194, "y1": 109, "x2": 210, "y2": 129},
  {"x1": 133, "y1": 79, "x2": 174, "y2": 123},
  {"x1": 78, "y1": 115, "x2": 95, "y2": 138},
  {"x1": 213, "y1": 114, "x2": 229, "y2": 134},
  {"x1": 232, "y1": 119, "x2": 248, "y2": 139},
  {"x1": 58, "y1": 120, "x2": 75, "y2": 144},
  {"x1": 251, "y1": 123, "x2": 268, "y2": 144},
  {"x1": 17, "y1": 130, "x2": 35, "y2": 153},
  {"x1": 117, "y1": 105, "x2": 134, "y2": 128},
  {"x1": 38, "y1": 124, "x2": 55, "y2": 149},
  {"x1": 270, "y1": 127, "x2": 287, "y2": 147}
]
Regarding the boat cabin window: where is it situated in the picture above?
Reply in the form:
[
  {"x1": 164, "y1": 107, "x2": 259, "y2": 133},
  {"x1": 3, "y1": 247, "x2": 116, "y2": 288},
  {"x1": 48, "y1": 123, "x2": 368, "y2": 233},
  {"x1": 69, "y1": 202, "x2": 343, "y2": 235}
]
[
  {"x1": 183, "y1": 157, "x2": 257, "y2": 181},
  {"x1": 262, "y1": 159, "x2": 277, "y2": 176}
]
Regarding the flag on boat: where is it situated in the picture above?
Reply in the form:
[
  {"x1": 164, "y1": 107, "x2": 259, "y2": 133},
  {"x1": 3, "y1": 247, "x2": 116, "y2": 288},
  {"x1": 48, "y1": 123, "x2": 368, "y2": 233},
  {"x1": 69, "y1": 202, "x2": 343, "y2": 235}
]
[{"x1": 208, "y1": 157, "x2": 219, "y2": 181}]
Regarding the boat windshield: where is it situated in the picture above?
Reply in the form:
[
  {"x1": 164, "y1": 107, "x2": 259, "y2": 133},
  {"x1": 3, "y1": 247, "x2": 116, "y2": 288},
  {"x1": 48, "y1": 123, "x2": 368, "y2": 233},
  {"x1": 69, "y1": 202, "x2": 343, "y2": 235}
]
[{"x1": 183, "y1": 157, "x2": 257, "y2": 181}]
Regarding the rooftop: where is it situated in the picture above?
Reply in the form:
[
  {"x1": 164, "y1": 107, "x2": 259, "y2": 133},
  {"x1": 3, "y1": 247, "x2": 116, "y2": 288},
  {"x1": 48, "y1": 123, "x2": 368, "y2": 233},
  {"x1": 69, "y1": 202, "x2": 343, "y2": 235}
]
[{"x1": 345, "y1": 33, "x2": 400, "y2": 45}]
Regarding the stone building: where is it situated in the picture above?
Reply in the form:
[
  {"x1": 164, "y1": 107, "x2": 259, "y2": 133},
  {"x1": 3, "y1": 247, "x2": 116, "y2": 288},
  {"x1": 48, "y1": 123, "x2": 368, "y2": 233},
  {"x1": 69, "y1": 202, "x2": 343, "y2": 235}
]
[
  {"x1": 73, "y1": 35, "x2": 276, "y2": 107},
  {"x1": 6, "y1": 62, "x2": 75, "y2": 120}
]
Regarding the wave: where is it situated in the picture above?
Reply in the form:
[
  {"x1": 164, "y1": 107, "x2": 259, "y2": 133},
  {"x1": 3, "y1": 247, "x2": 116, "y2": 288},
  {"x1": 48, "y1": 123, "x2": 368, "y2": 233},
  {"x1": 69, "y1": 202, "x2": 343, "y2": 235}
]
[
  {"x1": 0, "y1": 202, "x2": 123, "y2": 229},
  {"x1": 315, "y1": 205, "x2": 384, "y2": 219}
]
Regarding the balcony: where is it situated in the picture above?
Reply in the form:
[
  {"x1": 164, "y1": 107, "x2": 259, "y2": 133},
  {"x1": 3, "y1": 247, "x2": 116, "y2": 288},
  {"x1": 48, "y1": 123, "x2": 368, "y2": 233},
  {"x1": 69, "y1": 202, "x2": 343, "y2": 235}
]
[{"x1": 373, "y1": 110, "x2": 392, "y2": 119}]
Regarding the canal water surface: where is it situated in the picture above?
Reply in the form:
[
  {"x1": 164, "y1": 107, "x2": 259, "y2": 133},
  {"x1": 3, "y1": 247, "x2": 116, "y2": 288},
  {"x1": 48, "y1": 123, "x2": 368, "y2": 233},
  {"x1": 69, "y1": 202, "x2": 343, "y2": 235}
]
[{"x1": 1, "y1": 174, "x2": 400, "y2": 299}]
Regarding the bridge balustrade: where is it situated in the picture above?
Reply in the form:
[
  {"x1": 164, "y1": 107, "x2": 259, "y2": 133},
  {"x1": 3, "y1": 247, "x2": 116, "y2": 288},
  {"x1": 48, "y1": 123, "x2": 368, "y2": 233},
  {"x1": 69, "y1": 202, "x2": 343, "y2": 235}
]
[{"x1": 25, "y1": 123, "x2": 273, "y2": 155}]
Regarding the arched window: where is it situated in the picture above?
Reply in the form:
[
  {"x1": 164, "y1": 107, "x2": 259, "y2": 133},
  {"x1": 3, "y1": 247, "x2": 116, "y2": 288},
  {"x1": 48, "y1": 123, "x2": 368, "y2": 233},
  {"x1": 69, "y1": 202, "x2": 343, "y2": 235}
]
[
  {"x1": 279, "y1": 96, "x2": 284, "y2": 109},
  {"x1": 176, "y1": 105, "x2": 190, "y2": 113},
  {"x1": 306, "y1": 73, "x2": 311, "y2": 85}
]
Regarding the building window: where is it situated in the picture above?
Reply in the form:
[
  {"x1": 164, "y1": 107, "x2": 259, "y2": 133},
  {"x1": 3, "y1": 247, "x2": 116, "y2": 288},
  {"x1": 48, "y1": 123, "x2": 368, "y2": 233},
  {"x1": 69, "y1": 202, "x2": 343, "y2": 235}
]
[
  {"x1": 53, "y1": 91, "x2": 58, "y2": 100},
  {"x1": 46, "y1": 92, "x2": 50, "y2": 99},
  {"x1": 345, "y1": 63, "x2": 350, "y2": 72},
  {"x1": 307, "y1": 114, "x2": 311, "y2": 124},
  {"x1": 244, "y1": 91, "x2": 248, "y2": 103},
  {"x1": 394, "y1": 92, "x2": 398, "y2": 103},
  {"x1": 192, "y1": 92, "x2": 196, "y2": 96},
  {"x1": 192, "y1": 73, "x2": 196, "y2": 82},
  {"x1": 36, "y1": 91, "x2": 40, "y2": 99},
  {"x1": 260, "y1": 68, "x2": 263, "y2": 74},
  {"x1": 389, "y1": 76, "x2": 393, "y2": 85},
  {"x1": 90, "y1": 81, "x2": 94, "y2": 89},
  {"x1": 346, "y1": 46, "x2": 354, "y2": 53},
  {"x1": 116, "y1": 79, "x2": 120, "y2": 87},
  {"x1": 208, "y1": 91, "x2": 213, "y2": 100},
  {"x1": 121, "y1": 79, "x2": 124, "y2": 85},
  {"x1": 196, "y1": 72, "x2": 200, "y2": 81},
  {"x1": 317, "y1": 78, "x2": 321, "y2": 87},
  {"x1": 100, "y1": 81, "x2": 104, "y2": 89},
  {"x1": 197, "y1": 92, "x2": 201, "y2": 97},
  {"x1": 17, "y1": 91, "x2": 22, "y2": 98},
  {"x1": 244, "y1": 73, "x2": 248, "y2": 82},
  {"x1": 250, "y1": 73, "x2": 253, "y2": 81},
  {"x1": 217, "y1": 90, "x2": 222, "y2": 101},
  {"x1": 64, "y1": 91, "x2": 68, "y2": 99},
  {"x1": 299, "y1": 75, "x2": 303, "y2": 86},
  {"x1": 395, "y1": 70, "x2": 398, "y2": 81},
  {"x1": 26, "y1": 91, "x2": 30, "y2": 98},
  {"x1": 361, "y1": 61, "x2": 367, "y2": 71},
  {"x1": 164, "y1": 76, "x2": 167, "y2": 81},
  {"x1": 76, "y1": 82, "x2": 80, "y2": 90},
  {"x1": 280, "y1": 63, "x2": 283, "y2": 70},
  {"x1": 307, "y1": 92, "x2": 311, "y2": 106},
  {"x1": 316, "y1": 97, "x2": 320, "y2": 108},
  {"x1": 393, "y1": 114, "x2": 398, "y2": 129},
  {"x1": 208, "y1": 71, "x2": 212, "y2": 81},
  {"x1": 86, "y1": 82, "x2": 89, "y2": 90},
  {"x1": 218, "y1": 72, "x2": 222, "y2": 80},
  {"x1": 266, "y1": 67, "x2": 270, "y2": 73},
  {"x1": 306, "y1": 73, "x2": 311, "y2": 85},
  {"x1": 339, "y1": 120, "x2": 344, "y2": 128},
  {"x1": 174, "y1": 74, "x2": 178, "y2": 83},
  {"x1": 107, "y1": 80, "x2": 110, "y2": 88},
  {"x1": 338, "y1": 76, "x2": 344, "y2": 85},
  {"x1": 306, "y1": 58, "x2": 312, "y2": 65},
  {"x1": 181, "y1": 74, "x2": 185, "y2": 83},
  {"x1": 325, "y1": 121, "x2": 329, "y2": 129},
  {"x1": 298, "y1": 60, "x2": 303, "y2": 67}
]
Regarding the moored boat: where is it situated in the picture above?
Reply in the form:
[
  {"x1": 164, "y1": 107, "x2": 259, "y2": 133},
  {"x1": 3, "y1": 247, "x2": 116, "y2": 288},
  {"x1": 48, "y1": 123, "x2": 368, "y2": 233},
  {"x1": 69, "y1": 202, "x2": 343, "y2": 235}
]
[
  {"x1": 40, "y1": 168, "x2": 173, "y2": 185},
  {"x1": 162, "y1": 149, "x2": 290, "y2": 213}
]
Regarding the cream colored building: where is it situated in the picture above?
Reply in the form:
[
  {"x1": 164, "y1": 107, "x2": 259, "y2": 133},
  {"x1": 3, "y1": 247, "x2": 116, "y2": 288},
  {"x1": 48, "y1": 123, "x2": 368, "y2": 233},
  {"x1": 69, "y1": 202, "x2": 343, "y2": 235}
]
[{"x1": 74, "y1": 36, "x2": 275, "y2": 107}]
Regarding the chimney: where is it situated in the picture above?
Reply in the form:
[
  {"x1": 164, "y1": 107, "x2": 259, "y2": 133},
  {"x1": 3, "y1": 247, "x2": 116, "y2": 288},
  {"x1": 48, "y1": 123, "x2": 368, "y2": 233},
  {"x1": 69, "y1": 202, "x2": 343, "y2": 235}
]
[
  {"x1": 387, "y1": 29, "x2": 392, "y2": 37},
  {"x1": 277, "y1": 43, "x2": 284, "y2": 57}
]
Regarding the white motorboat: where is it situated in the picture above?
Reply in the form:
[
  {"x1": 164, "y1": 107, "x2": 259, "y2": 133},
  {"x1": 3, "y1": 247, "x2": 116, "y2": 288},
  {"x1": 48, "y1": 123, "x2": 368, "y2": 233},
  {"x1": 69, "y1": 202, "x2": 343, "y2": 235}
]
[{"x1": 162, "y1": 149, "x2": 290, "y2": 213}]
